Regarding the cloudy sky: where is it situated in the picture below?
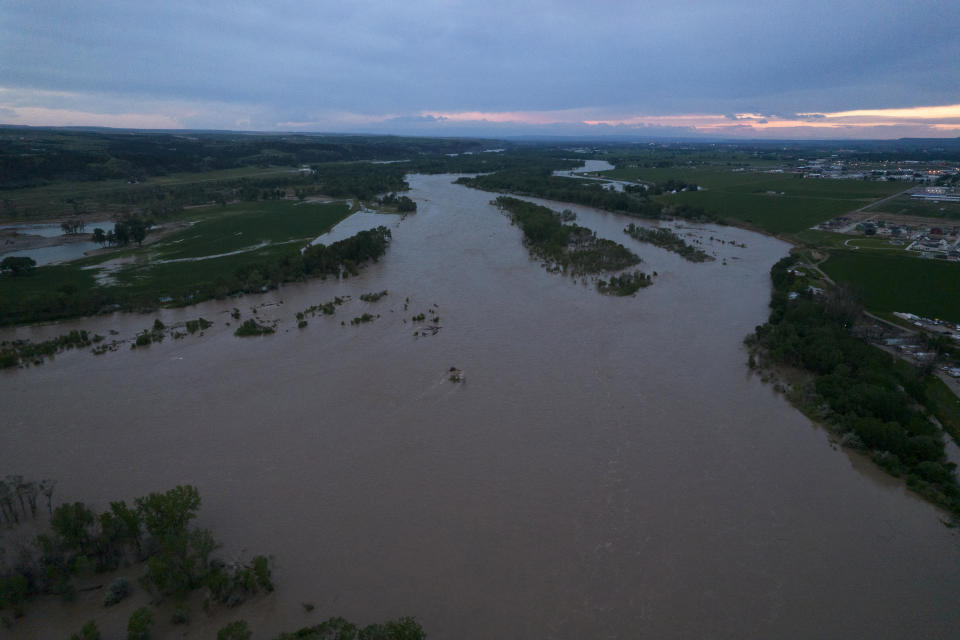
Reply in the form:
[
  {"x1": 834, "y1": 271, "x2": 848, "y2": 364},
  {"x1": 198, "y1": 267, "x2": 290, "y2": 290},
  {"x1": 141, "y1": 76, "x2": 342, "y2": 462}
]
[{"x1": 2, "y1": 0, "x2": 959, "y2": 139}]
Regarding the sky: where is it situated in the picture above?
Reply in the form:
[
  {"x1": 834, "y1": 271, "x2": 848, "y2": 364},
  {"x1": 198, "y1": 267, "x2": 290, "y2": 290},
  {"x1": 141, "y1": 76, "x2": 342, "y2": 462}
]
[{"x1": 1, "y1": 0, "x2": 959, "y2": 139}]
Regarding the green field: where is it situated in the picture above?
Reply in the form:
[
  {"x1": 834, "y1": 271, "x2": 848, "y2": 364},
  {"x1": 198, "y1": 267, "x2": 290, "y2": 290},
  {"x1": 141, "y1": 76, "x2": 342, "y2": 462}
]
[
  {"x1": 601, "y1": 166, "x2": 905, "y2": 234},
  {"x1": 664, "y1": 190, "x2": 862, "y2": 233},
  {"x1": 821, "y1": 251, "x2": 960, "y2": 321},
  {"x1": 0, "y1": 200, "x2": 356, "y2": 324},
  {"x1": 151, "y1": 200, "x2": 351, "y2": 260},
  {"x1": 927, "y1": 376, "x2": 960, "y2": 444},
  {"x1": 865, "y1": 194, "x2": 960, "y2": 220},
  {"x1": 0, "y1": 166, "x2": 296, "y2": 222}
]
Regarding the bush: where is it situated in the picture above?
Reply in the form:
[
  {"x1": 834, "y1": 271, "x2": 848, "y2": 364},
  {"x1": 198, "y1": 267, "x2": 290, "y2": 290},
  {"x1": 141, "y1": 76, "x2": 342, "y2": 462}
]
[
  {"x1": 217, "y1": 620, "x2": 252, "y2": 640},
  {"x1": 234, "y1": 319, "x2": 274, "y2": 337},
  {"x1": 127, "y1": 606, "x2": 153, "y2": 640},
  {"x1": 103, "y1": 577, "x2": 130, "y2": 606},
  {"x1": 252, "y1": 555, "x2": 273, "y2": 592},
  {"x1": 70, "y1": 620, "x2": 101, "y2": 640},
  {"x1": 171, "y1": 605, "x2": 190, "y2": 625}
]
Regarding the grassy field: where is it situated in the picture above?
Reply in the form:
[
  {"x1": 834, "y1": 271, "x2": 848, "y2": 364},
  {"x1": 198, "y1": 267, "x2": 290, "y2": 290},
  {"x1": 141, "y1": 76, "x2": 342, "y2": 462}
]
[
  {"x1": 865, "y1": 193, "x2": 960, "y2": 220},
  {"x1": 600, "y1": 165, "x2": 960, "y2": 321},
  {"x1": 601, "y1": 166, "x2": 905, "y2": 234},
  {"x1": 0, "y1": 166, "x2": 297, "y2": 221},
  {"x1": 664, "y1": 190, "x2": 861, "y2": 233},
  {"x1": 0, "y1": 200, "x2": 355, "y2": 323},
  {"x1": 821, "y1": 251, "x2": 960, "y2": 321},
  {"x1": 927, "y1": 376, "x2": 960, "y2": 444},
  {"x1": 151, "y1": 200, "x2": 351, "y2": 260}
]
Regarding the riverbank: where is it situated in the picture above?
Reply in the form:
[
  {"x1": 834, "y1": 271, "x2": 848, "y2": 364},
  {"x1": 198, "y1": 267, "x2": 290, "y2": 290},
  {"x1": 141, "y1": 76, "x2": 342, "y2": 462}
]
[{"x1": 4, "y1": 172, "x2": 960, "y2": 640}]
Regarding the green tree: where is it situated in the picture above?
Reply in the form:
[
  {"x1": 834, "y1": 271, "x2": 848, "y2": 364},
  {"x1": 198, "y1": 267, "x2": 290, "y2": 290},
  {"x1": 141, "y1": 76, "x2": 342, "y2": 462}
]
[
  {"x1": 136, "y1": 486, "x2": 212, "y2": 597},
  {"x1": 129, "y1": 218, "x2": 148, "y2": 246},
  {"x1": 114, "y1": 221, "x2": 130, "y2": 246},
  {"x1": 127, "y1": 606, "x2": 153, "y2": 640},
  {"x1": 217, "y1": 620, "x2": 252, "y2": 640},
  {"x1": 0, "y1": 256, "x2": 37, "y2": 275},
  {"x1": 50, "y1": 502, "x2": 96, "y2": 555},
  {"x1": 70, "y1": 619, "x2": 101, "y2": 640}
]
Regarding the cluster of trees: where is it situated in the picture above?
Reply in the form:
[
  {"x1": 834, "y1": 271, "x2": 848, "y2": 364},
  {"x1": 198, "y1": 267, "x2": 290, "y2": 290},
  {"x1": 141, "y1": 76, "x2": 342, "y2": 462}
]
[
  {"x1": 747, "y1": 257, "x2": 960, "y2": 515},
  {"x1": 0, "y1": 484, "x2": 273, "y2": 624},
  {"x1": 0, "y1": 476, "x2": 56, "y2": 525},
  {"x1": 234, "y1": 318, "x2": 275, "y2": 337},
  {"x1": 359, "y1": 290, "x2": 388, "y2": 302},
  {"x1": 459, "y1": 170, "x2": 664, "y2": 218},
  {"x1": 494, "y1": 197, "x2": 640, "y2": 276},
  {"x1": 0, "y1": 128, "x2": 492, "y2": 190},
  {"x1": 458, "y1": 166, "x2": 723, "y2": 224},
  {"x1": 0, "y1": 256, "x2": 36, "y2": 276},
  {"x1": 0, "y1": 329, "x2": 96, "y2": 368},
  {"x1": 624, "y1": 223, "x2": 712, "y2": 262},
  {"x1": 596, "y1": 270, "x2": 652, "y2": 296},
  {"x1": 377, "y1": 193, "x2": 417, "y2": 212},
  {"x1": 647, "y1": 179, "x2": 699, "y2": 195},
  {"x1": 409, "y1": 151, "x2": 579, "y2": 176},
  {"x1": 91, "y1": 217, "x2": 153, "y2": 248},
  {"x1": 1, "y1": 226, "x2": 391, "y2": 326},
  {"x1": 60, "y1": 219, "x2": 87, "y2": 234},
  {"x1": 274, "y1": 616, "x2": 425, "y2": 640},
  {"x1": 314, "y1": 163, "x2": 410, "y2": 201}
]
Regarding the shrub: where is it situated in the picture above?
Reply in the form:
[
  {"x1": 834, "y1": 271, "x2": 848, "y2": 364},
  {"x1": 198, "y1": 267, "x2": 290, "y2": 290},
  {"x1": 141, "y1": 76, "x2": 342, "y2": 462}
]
[
  {"x1": 103, "y1": 577, "x2": 130, "y2": 606},
  {"x1": 217, "y1": 620, "x2": 251, "y2": 640},
  {"x1": 70, "y1": 620, "x2": 101, "y2": 640},
  {"x1": 127, "y1": 606, "x2": 153, "y2": 640},
  {"x1": 234, "y1": 319, "x2": 274, "y2": 337},
  {"x1": 171, "y1": 605, "x2": 190, "y2": 625}
]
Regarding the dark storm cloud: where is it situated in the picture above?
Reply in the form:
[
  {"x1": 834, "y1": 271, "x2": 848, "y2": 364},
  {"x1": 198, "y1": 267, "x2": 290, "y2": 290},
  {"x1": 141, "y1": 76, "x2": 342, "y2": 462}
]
[{"x1": 1, "y1": 0, "x2": 958, "y2": 134}]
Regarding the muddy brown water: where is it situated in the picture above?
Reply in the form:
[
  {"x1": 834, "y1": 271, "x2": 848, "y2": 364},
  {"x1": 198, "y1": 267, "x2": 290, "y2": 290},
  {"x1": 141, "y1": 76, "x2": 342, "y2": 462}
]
[{"x1": 3, "y1": 174, "x2": 960, "y2": 639}]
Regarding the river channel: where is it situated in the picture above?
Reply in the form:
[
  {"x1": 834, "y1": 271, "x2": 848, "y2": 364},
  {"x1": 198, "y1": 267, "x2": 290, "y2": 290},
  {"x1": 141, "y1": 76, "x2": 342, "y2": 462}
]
[{"x1": 2, "y1": 173, "x2": 959, "y2": 639}]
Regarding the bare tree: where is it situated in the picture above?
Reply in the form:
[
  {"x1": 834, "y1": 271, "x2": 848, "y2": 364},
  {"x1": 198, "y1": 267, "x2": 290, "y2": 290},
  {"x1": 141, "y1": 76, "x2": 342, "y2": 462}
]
[{"x1": 40, "y1": 478, "x2": 57, "y2": 517}]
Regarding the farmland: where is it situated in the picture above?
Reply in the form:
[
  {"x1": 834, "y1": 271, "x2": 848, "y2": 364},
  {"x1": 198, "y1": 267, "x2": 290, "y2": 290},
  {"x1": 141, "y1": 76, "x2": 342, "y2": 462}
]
[{"x1": 601, "y1": 165, "x2": 905, "y2": 234}]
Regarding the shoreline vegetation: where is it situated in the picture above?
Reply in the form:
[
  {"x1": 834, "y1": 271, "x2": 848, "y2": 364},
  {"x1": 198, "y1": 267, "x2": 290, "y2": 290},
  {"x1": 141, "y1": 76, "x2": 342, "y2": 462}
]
[
  {"x1": 745, "y1": 256, "x2": 960, "y2": 519},
  {"x1": 0, "y1": 483, "x2": 274, "y2": 630},
  {"x1": 0, "y1": 479, "x2": 427, "y2": 638},
  {"x1": 0, "y1": 225, "x2": 392, "y2": 327},
  {"x1": 456, "y1": 170, "x2": 720, "y2": 224},
  {"x1": 3, "y1": 132, "x2": 959, "y2": 512},
  {"x1": 623, "y1": 223, "x2": 713, "y2": 262},
  {"x1": 493, "y1": 196, "x2": 648, "y2": 291}
]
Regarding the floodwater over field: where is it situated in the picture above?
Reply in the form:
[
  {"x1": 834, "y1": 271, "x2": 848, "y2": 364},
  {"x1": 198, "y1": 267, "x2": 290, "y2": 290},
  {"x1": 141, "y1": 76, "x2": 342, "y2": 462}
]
[
  {"x1": 3, "y1": 174, "x2": 960, "y2": 639},
  {"x1": 0, "y1": 221, "x2": 111, "y2": 265}
]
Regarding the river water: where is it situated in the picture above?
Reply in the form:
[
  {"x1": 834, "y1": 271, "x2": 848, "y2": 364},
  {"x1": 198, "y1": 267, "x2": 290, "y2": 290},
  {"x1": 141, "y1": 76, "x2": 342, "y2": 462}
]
[
  {"x1": 3, "y1": 174, "x2": 960, "y2": 639},
  {"x1": 0, "y1": 221, "x2": 111, "y2": 266}
]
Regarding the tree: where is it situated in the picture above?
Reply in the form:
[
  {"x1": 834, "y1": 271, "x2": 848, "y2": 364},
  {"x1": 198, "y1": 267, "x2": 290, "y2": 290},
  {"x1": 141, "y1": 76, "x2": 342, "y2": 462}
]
[
  {"x1": 129, "y1": 218, "x2": 148, "y2": 246},
  {"x1": 92, "y1": 228, "x2": 106, "y2": 247},
  {"x1": 137, "y1": 485, "x2": 200, "y2": 538},
  {"x1": 136, "y1": 485, "x2": 209, "y2": 596},
  {"x1": 50, "y1": 502, "x2": 96, "y2": 555},
  {"x1": 127, "y1": 606, "x2": 153, "y2": 640},
  {"x1": 70, "y1": 619, "x2": 101, "y2": 640},
  {"x1": 823, "y1": 282, "x2": 863, "y2": 328},
  {"x1": 217, "y1": 620, "x2": 252, "y2": 640},
  {"x1": 0, "y1": 256, "x2": 37, "y2": 275},
  {"x1": 114, "y1": 221, "x2": 130, "y2": 246},
  {"x1": 40, "y1": 478, "x2": 57, "y2": 516}
]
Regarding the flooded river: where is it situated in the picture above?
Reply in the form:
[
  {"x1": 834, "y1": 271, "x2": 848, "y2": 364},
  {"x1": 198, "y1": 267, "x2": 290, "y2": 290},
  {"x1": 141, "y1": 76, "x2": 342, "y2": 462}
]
[{"x1": 3, "y1": 174, "x2": 960, "y2": 639}]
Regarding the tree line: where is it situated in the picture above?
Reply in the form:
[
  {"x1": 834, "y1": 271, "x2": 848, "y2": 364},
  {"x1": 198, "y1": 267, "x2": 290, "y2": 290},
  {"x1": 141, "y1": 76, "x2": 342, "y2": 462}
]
[
  {"x1": 494, "y1": 197, "x2": 641, "y2": 276},
  {"x1": 624, "y1": 223, "x2": 712, "y2": 262},
  {"x1": 458, "y1": 169, "x2": 720, "y2": 223},
  {"x1": 1, "y1": 226, "x2": 392, "y2": 326},
  {"x1": 746, "y1": 256, "x2": 960, "y2": 516},
  {"x1": 0, "y1": 483, "x2": 273, "y2": 624}
]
